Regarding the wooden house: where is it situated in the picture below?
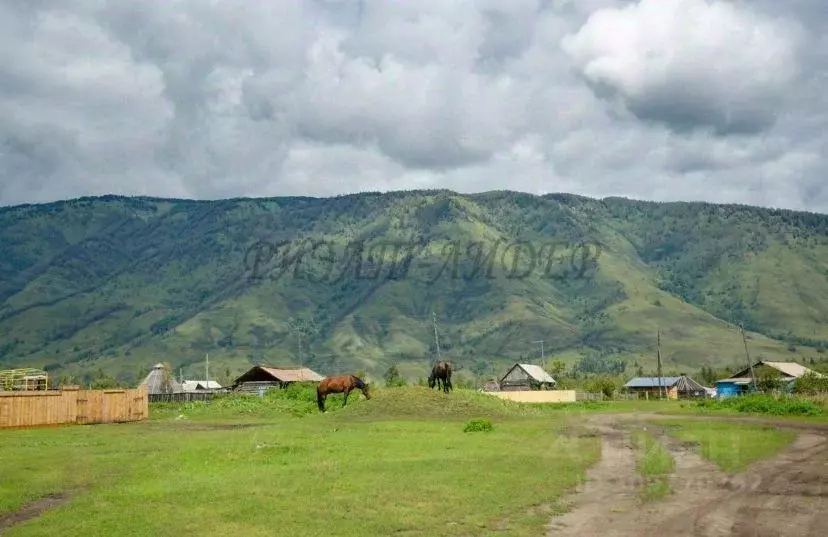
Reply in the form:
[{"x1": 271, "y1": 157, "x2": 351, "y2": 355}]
[
  {"x1": 232, "y1": 365, "x2": 324, "y2": 394},
  {"x1": 499, "y1": 363, "x2": 556, "y2": 391},
  {"x1": 716, "y1": 360, "x2": 824, "y2": 398}
]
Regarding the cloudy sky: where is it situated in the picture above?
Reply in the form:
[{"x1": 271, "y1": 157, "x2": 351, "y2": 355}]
[{"x1": 1, "y1": 0, "x2": 826, "y2": 212}]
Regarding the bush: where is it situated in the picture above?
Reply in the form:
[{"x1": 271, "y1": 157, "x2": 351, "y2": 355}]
[
  {"x1": 584, "y1": 376, "x2": 618, "y2": 399},
  {"x1": 383, "y1": 365, "x2": 407, "y2": 388},
  {"x1": 793, "y1": 372, "x2": 828, "y2": 395},
  {"x1": 463, "y1": 418, "x2": 494, "y2": 433}
]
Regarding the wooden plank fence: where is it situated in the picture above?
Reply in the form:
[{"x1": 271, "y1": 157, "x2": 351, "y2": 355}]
[
  {"x1": 148, "y1": 392, "x2": 219, "y2": 403},
  {"x1": 0, "y1": 385, "x2": 148, "y2": 429},
  {"x1": 575, "y1": 391, "x2": 641, "y2": 401}
]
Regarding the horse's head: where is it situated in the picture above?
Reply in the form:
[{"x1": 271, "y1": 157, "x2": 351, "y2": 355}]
[
  {"x1": 354, "y1": 376, "x2": 372, "y2": 399},
  {"x1": 427, "y1": 375, "x2": 436, "y2": 389},
  {"x1": 361, "y1": 384, "x2": 372, "y2": 399}
]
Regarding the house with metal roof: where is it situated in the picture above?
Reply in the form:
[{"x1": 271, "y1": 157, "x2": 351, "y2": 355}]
[
  {"x1": 623, "y1": 375, "x2": 708, "y2": 400},
  {"x1": 498, "y1": 363, "x2": 557, "y2": 391},
  {"x1": 715, "y1": 360, "x2": 824, "y2": 398},
  {"x1": 181, "y1": 380, "x2": 224, "y2": 393},
  {"x1": 232, "y1": 365, "x2": 325, "y2": 394}
]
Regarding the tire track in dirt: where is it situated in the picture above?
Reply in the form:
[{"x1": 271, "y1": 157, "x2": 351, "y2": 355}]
[
  {"x1": 547, "y1": 413, "x2": 828, "y2": 536},
  {"x1": 685, "y1": 432, "x2": 828, "y2": 537},
  {"x1": 546, "y1": 417, "x2": 641, "y2": 535},
  {"x1": 0, "y1": 493, "x2": 70, "y2": 535}
]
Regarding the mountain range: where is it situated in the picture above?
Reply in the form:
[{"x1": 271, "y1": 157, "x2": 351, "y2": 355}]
[{"x1": 2, "y1": 190, "x2": 827, "y2": 386}]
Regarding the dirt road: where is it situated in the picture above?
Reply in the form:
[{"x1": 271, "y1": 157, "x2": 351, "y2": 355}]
[{"x1": 548, "y1": 413, "x2": 828, "y2": 536}]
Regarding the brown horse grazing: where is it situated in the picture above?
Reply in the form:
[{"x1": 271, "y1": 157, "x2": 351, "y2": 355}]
[
  {"x1": 317, "y1": 374, "x2": 371, "y2": 412},
  {"x1": 428, "y1": 361, "x2": 452, "y2": 393}
]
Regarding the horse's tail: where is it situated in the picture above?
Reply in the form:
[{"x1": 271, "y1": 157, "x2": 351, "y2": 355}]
[{"x1": 316, "y1": 386, "x2": 325, "y2": 411}]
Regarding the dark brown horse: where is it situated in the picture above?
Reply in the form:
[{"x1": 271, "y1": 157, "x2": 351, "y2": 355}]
[
  {"x1": 317, "y1": 374, "x2": 371, "y2": 412},
  {"x1": 428, "y1": 361, "x2": 453, "y2": 393}
]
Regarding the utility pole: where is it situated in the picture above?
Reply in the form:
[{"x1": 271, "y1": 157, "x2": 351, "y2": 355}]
[
  {"x1": 296, "y1": 329, "x2": 303, "y2": 369},
  {"x1": 533, "y1": 340, "x2": 544, "y2": 367},
  {"x1": 205, "y1": 354, "x2": 209, "y2": 383},
  {"x1": 432, "y1": 311, "x2": 442, "y2": 363},
  {"x1": 657, "y1": 329, "x2": 665, "y2": 399},
  {"x1": 740, "y1": 323, "x2": 757, "y2": 392}
]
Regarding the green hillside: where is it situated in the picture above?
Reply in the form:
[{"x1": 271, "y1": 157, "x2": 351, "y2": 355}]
[{"x1": 1, "y1": 190, "x2": 827, "y2": 385}]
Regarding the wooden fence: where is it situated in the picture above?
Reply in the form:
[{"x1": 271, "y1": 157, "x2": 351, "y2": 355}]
[
  {"x1": 148, "y1": 391, "x2": 219, "y2": 403},
  {"x1": 0, "y1": 385, "x2": 148, "y2": 429},
  {"x1": 575, "y1": 391, "x2": 640, "y2": 401}
]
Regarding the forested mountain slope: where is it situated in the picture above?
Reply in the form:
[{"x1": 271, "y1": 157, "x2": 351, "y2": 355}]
[{"x1": 1, "y1": 190, "x2": 827, "y2": 385}]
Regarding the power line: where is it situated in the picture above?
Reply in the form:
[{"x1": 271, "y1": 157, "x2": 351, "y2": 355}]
[
  {"x1": 532, "y1": 340, "x2": 544, "y2": 367},
  {"x1": 740, "y1": 323, "x2": 758, "y2": 392},
  {"x1": 657, "y1": 329, "x2": 665, "y2": 399},
  {"x1": 432, "y1": 311, "x2": 442, "y2": 363}
]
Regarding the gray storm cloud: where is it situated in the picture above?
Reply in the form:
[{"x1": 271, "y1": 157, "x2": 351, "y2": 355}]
[{"x1": 0, "y1": 0, "x2": 825, "y2": 213}]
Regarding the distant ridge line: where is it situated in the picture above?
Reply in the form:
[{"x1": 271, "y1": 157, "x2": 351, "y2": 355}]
[{"x1": 2, "y1": 190, "x2": 827, "y2": 217}]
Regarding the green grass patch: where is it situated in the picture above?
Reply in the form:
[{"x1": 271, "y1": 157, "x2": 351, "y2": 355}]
[
  {"x1": 691, "y1": 394, "x2": 825, "y2": 417},
  {"x1": 657, "y1": 420, "x2": 797, "y2": 473},
  {"x1": 463, "y1": 418, "x2": 493, "y2": 432},
  {"x1": 630, "y1": 429, "x2": 675, "y2": 501},
  {"x1": 0, "y1": 387, "x2": 600, "y2": 536}
]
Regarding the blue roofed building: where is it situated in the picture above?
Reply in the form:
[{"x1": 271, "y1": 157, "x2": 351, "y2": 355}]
[{"x1": 622, "y1": 374, "x2": 708, "y2": 400}]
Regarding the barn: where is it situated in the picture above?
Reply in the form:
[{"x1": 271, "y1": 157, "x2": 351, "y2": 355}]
[
  {"x1": 498, "y1": 363, "x2": 556, "y2": 391},
  {"x1": 232, "y1": 365, "x2": 324, "y2": 394},
  {"x1": 623, "y1": 375, "x2": 708, "y2": 400}
]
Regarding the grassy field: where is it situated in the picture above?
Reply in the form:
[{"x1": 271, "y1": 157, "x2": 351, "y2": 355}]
[
  {"x1": 657, "y1": 420, "x2": 798, "y2": 473},
  {"x1": 4, "y1": 386, "x2": 823, "y2": 536},
  {"x1": 655, "y1": 394, "x2": 828, "y2": 424},
  {"x1": 1, "y1": 387, "x2": 602, "y2": 537}
]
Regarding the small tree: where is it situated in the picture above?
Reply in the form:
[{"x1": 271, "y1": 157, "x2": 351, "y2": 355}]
[
  {"x1": 383, "y1": 364, "x2": 406, "y2": 387},
  {"x1": 585, "y1": 375, "x2": 617, "y2": 399},
  {"x1": 793, "y1": 372, "x2": 828, "y2": 395},
  {"x1": 550, "y1": 360, "x2": 566, "y2": 377},
  {"x1": 756, "y1": 369, "x2": 783, "y2": 393},
  {"x1": 90, "y1": 368, "x2": 121, "y2": 390},
  {"x1": 698, "y1": 366, "x2": 718, "y2": 386},
  {"x1": 159, "y1": 362, "x2": 175, "y2": 394}
]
